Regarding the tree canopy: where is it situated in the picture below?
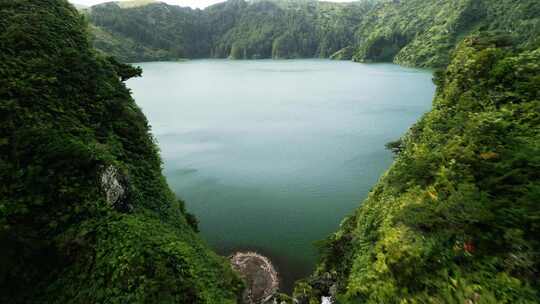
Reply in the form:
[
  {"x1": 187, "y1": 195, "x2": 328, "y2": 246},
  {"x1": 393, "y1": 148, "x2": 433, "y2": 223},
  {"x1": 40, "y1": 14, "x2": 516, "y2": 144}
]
[
  {"x1": 0, "y1": 1, "x2": 242, "y2": 302},
  {"x1": 86, "y1": 0, "x2": 539, "y2": 68},
  {"x1": 295, "y1": 34, "x2": 540, "y2": 303}
]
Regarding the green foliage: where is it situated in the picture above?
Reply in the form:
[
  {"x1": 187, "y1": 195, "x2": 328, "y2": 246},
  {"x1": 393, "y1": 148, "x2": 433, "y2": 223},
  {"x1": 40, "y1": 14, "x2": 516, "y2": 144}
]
[
  {"x1": 89, "y1": 24, "x2": 173, "y2": 63},
  {"x1": 87, "y1": 0, "x2": 375, "y2": 62},
  {"x1": 385, "y1": 139, "x2": 404, "y2": 156},
  {"x1": 301, "y1": 35, "x2": 540, "y2": 303},
  {"x1": 107, "y1": 56, "x2": 143, "y2": 81},
  {"x1": 352, "y1": 0, "x2": 540, "y2": 68},
  {"x1": 274, "y1": 292, "x2": 296, "y2": 303},
  {"x1": 0, "y1": 0, "x2": 242, "y2": 302},
  {"x1": 86, "y1": 0, "x2": 540, "y2": 68},
  {"x1": 87, "y1": 1, "x2": 212, "y2": 61}
]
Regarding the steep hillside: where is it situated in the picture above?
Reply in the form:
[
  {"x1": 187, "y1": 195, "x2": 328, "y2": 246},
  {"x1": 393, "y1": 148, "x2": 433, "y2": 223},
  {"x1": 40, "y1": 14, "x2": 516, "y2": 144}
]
[
  {"x1": 210, "y1": 0, "x2": 373, "y2": 59},
  {"x1": 87, "y1": 1, "x2": 211, "y2": 61},
  {"x1": 0, "y1": 0, "x2": 242, "y2": 303},
  {"x1": 352, "y1": 0, "x2": 540, "y2": 67},
  {"x1": 295, "y1": 35, "x2": 540, "y2": 303},
  {"x1": 87, "y1": 0, "x2": 375, "y2": 61}
]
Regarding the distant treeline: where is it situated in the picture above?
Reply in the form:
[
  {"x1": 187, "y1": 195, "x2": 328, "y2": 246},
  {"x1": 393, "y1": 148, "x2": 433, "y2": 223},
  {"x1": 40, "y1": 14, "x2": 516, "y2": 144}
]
[{"x1": 86, "y1": 0, "x2": 539, "y2": 67}]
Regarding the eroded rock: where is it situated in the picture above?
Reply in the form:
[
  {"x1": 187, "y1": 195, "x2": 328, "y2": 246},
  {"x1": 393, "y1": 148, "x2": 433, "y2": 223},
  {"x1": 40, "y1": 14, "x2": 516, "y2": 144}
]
[
  {"x1": 321, "y1": 296, "x2": 333, "y2": 304},
  {"x1": 230, "y1": 252, "x2": 279, "y2": 304},
  {"x1": 99, "y1": 165, "x2": 132, "y2": 212}
]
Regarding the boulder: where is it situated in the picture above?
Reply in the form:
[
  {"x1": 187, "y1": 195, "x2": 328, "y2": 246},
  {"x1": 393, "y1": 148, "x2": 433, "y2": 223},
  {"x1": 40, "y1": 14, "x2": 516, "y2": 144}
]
[
  {"x1": 99, "y1": 165, "x2": 132, "y2": 212},
  {"x1": 230, "y1": 252, "x2": 279, "y2": 304}
]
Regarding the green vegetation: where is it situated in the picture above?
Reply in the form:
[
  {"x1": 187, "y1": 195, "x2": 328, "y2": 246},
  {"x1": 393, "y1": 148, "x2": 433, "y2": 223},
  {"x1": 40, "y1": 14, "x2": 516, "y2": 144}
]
[
  {"x1": 296, "y1": 35, "x2": 540, "y2": 303},
  {"x1": 89, "y1": 24, "x2": 173, "y2": 62},
  {"x1": 86, "y1": 0, "x2": 539, "y2": 68},
  {"x1": 85, "y1": 1, "x2": 212, "y2": 61},
  {"x1": 87, "y1": 0, "x2": 375, "y2": 62},
  {"x1": 0, "y1": 0, "x2": 242, "y2": 303},
  {"x1": 352, "y1": 0, "x2": 540, "y2": 67},
  {"x1": 213, "y1": 0, "x2": 374, "y2": 59}
]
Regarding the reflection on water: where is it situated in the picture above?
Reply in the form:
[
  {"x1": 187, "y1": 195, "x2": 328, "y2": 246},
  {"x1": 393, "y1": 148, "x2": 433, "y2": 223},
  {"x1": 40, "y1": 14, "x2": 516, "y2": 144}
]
[{"x1": 127, "y1": 59, "x2": 435, "y2": 292}]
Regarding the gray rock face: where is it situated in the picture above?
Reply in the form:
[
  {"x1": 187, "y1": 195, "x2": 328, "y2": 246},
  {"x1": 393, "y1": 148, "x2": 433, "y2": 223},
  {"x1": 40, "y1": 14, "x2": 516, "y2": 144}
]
[
  {"x1": 295, "y1": 272, "x2": 337, "y2": 304},
  {"x1": 321, "y1": 297, "x2": 333, "y2": 304},
  {"x1": 328, "y1": 283, "x2": 338, "y2": 300},
  {"x1": 99, "y1": 165, "x2": 131, "y2": 212},
  {"x1": 230, "y1": 252, "x2": 279, "y2": 304}
]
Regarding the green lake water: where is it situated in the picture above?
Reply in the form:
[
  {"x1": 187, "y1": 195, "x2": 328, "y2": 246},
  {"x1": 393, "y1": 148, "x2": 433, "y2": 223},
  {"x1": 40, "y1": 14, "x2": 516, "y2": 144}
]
[{"x1": 127, "y1": 59, "x2": 435, "y2": 291}]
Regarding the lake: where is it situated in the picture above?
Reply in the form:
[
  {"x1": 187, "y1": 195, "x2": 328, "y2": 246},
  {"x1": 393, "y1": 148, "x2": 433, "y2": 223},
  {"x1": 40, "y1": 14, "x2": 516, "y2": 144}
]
[{"x1": 127, "y1": 59, "x2": 435, "y2": 292}]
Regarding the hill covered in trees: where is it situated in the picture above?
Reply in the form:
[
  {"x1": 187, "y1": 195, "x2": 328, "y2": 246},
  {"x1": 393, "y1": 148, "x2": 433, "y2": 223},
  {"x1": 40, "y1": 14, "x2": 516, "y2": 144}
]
[
  {"x1": 86, "y1": 0, "x2": 539, "y2": 68},
  {"x1": 294, "y1": 34, "x2": 540, "y2": 303},
  {"x1": 352, "y1": 0, "x2": 540, "y2": 67},
  {"x1": 0, "y1": 0, "x2": 242, "y2": 302},
  {"x1": 85, "y1": 0, "x2": 375, "y2": 62}
]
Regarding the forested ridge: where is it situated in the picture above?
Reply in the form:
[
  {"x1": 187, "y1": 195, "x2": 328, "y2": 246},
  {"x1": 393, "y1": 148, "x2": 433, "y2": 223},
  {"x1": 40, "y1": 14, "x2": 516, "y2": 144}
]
[
  {"x1": 86, "y1": 0, "x2": 375, "y2": 62},
  {"x1": 87, "y1": 0, "x2": 539, "y2": 68},
  {"x1": 0, "y1": 0, "x2": 242, "y2": 303},
  {"x1": 295, "y1": 34, "x2": 540, "y2": 303},
  {"x1": 352, "y1": 0, "x2": 540, "y2": 67}
]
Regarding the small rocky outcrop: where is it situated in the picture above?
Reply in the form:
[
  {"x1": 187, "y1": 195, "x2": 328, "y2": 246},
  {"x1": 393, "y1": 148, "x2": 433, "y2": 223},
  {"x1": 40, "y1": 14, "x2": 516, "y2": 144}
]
[
  {"x1": 230, "y1": 252, "x2": 280, "y2": 304},
  {"x1": 294, "y1": 272, "x2": 337, "y2": 304},
  {"x1": 99, "y1": 165, "x2": 132, "y2": 212},
  {"x1": 321, "y1": 297, "x2": 333, "y2": 304}
]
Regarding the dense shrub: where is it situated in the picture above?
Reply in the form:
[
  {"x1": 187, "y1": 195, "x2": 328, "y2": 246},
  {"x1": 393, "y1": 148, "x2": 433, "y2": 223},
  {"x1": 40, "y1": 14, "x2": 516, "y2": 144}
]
[
  {"x1": 299, "y1": 35, "x2": 540, "y2": 303},
  {"x1": 0, "y1": 1, "x2": 243, "y2": 302}
]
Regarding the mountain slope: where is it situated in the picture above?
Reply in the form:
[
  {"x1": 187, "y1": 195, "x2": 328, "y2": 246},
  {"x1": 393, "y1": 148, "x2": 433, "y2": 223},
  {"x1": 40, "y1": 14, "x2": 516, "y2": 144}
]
[
  {"x1": 352, "y1": 0, "x2": 540, "y2": 67},
  {"x1": 87, "y1": 1, "x2": 211, "y2": 61},
  {"x1": 295, "y1": 34, "x2": 540, "y2": 303},
  {"x1": 86, "y1": 0, "x2": 540, "y2": 68},
  {"x1": 0, "y1": 0, "x2": 242, "y2": 302},
  {"x1": 87, "y1": 0, "x2": 375, "y2": 61}
]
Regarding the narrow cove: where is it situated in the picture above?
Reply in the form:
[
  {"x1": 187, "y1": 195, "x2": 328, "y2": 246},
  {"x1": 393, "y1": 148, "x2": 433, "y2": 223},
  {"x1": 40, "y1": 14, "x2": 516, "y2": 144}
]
[{"x1": 127, "y1": 59, "x2": 436, "y2": 292}]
